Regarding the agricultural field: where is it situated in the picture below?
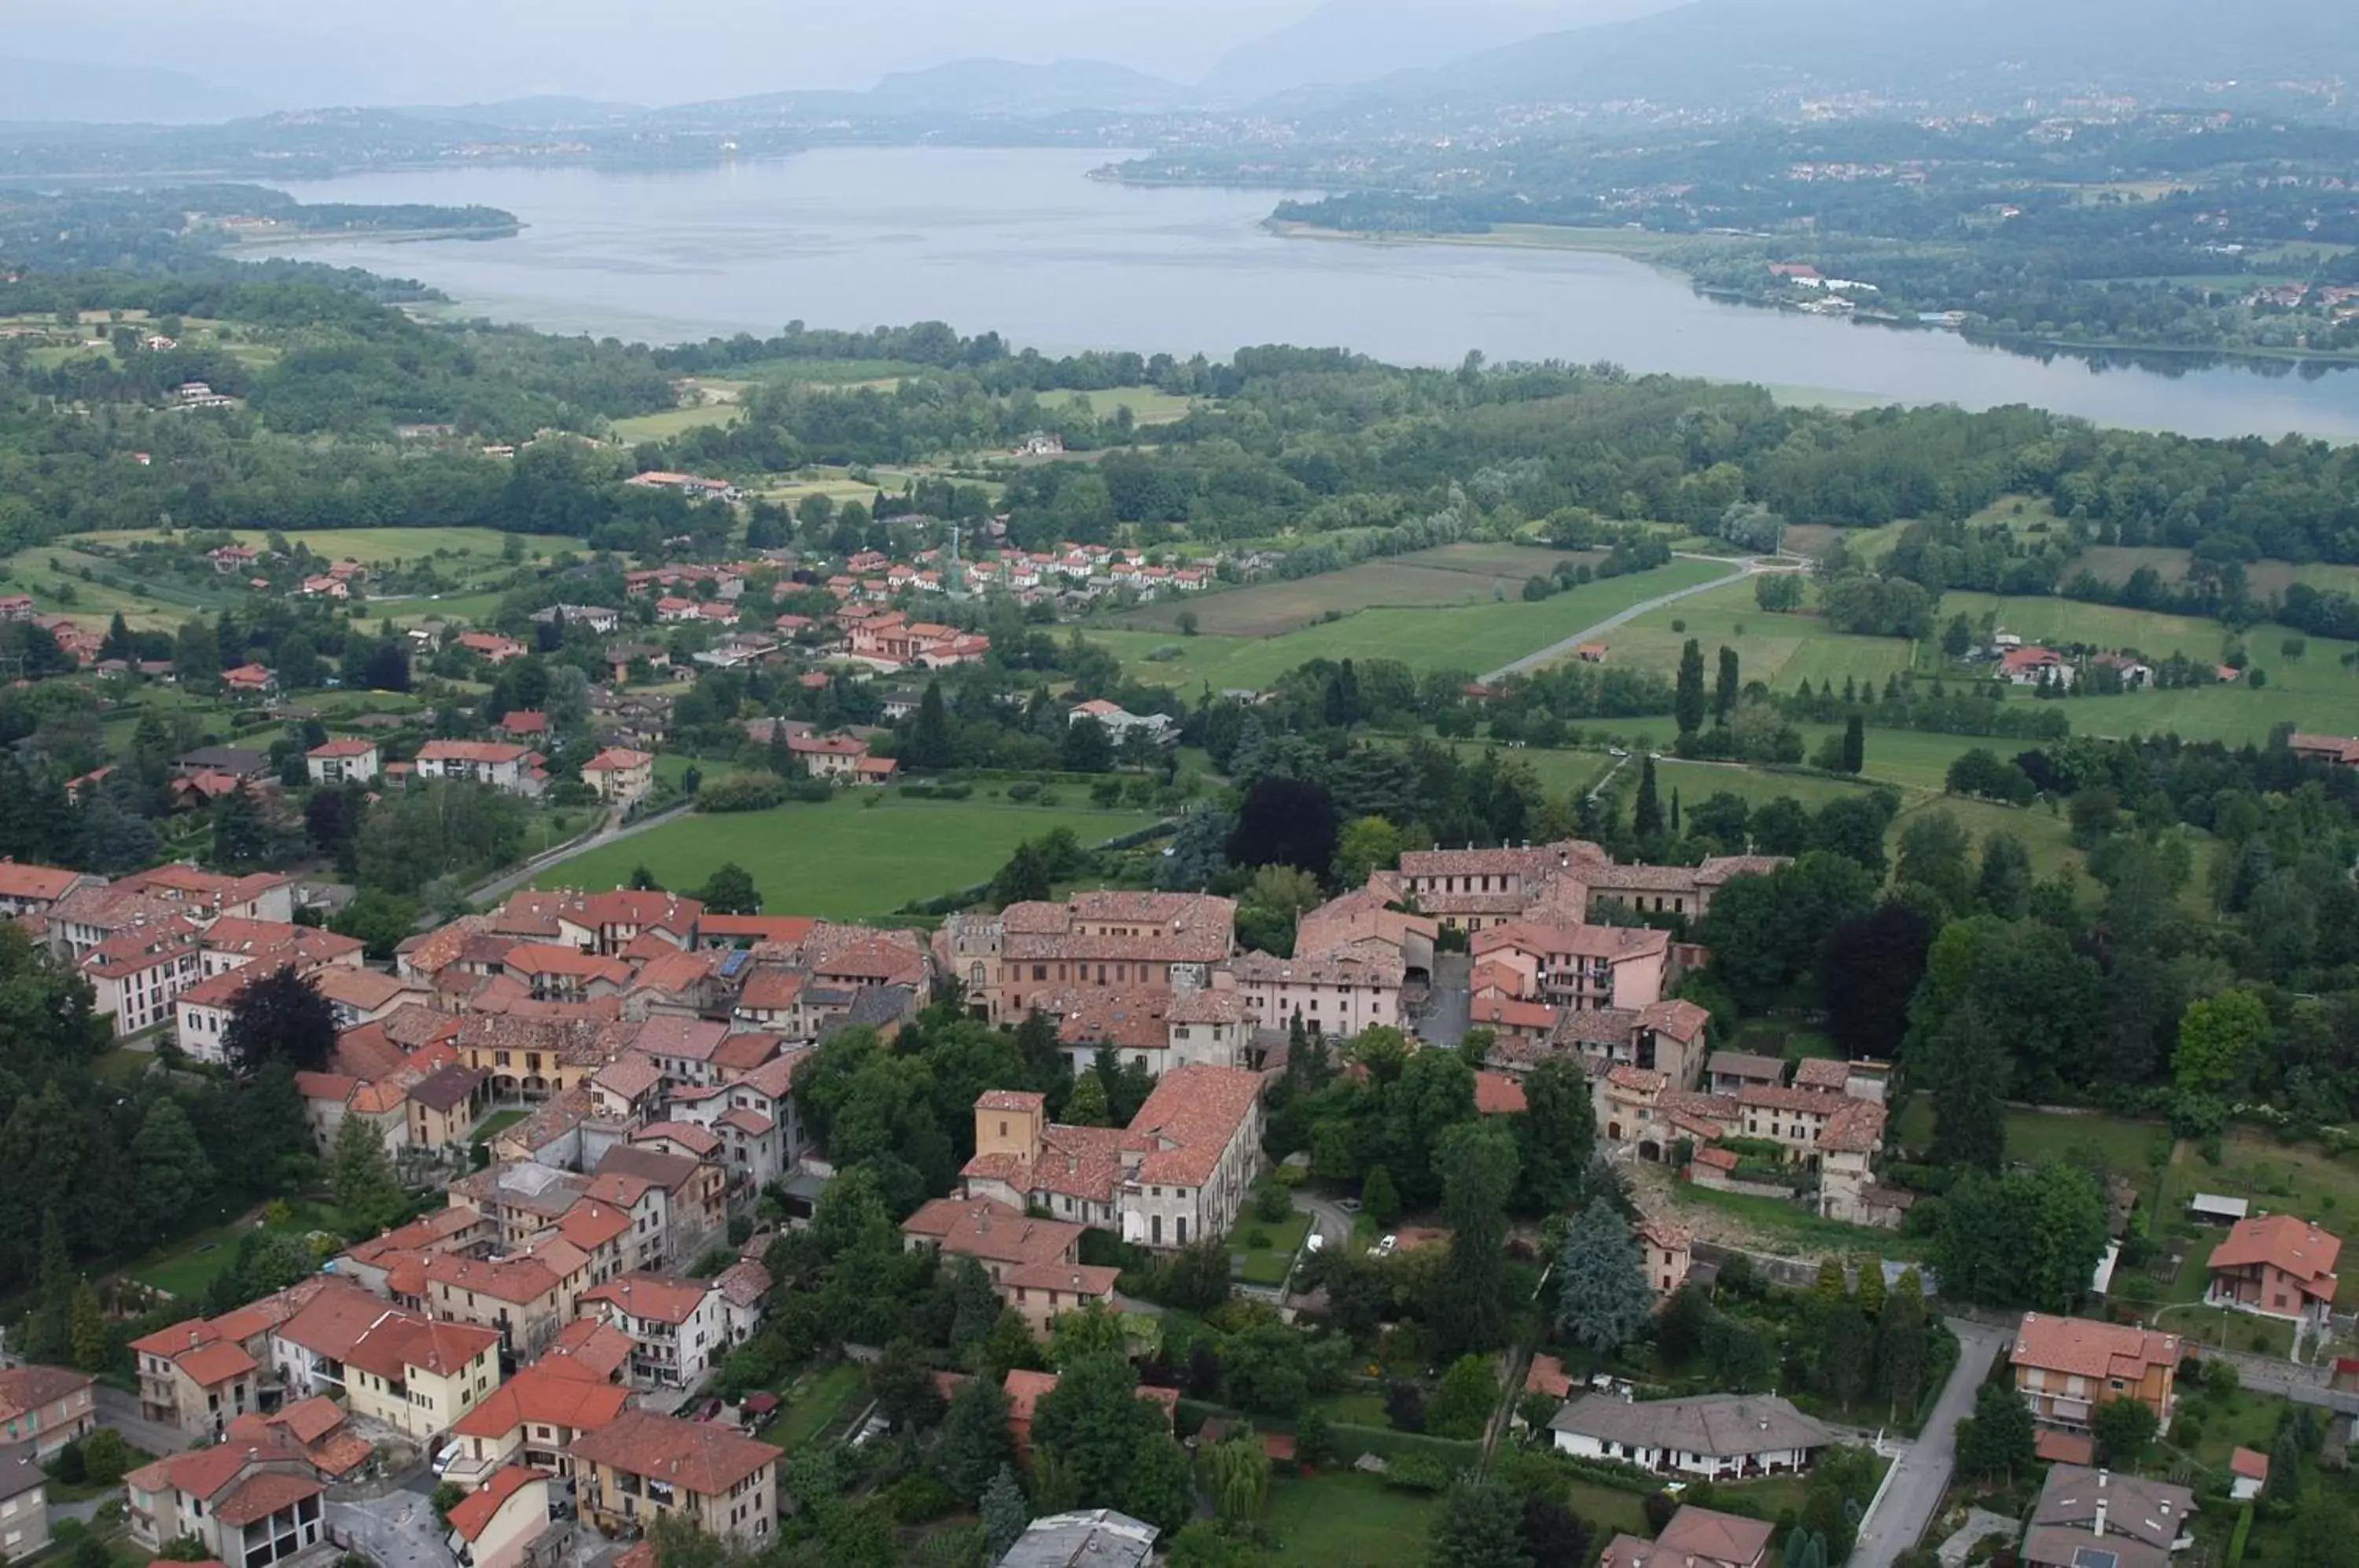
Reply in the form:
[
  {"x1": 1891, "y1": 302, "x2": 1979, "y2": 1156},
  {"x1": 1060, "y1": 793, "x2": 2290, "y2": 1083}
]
[
  {"x1": 1054, "y1": 387, "x2": 1198, "y2": 426},
  {"x1": 2073, "y1": 545, "x2": 2359, "y2": 599},
  {"x1": 68, "y1": 525, "x2": 583, "y2": 567},
  {"x1": 1095, "y1": 558, "x2": 1733, "y2": 690},
  {"x1": 1116, "y1": 544, "x2": 1595, "y2": 638},
  {"x1": 1584, "y1": 578, "x2": 1920, "y2": 694},
  {"x1": 535, "y1": 792, "x2": 1161, "y2": 918},
  {"x1": 0, "y1": 545, "x2": 235, "y2": 629},
  {"x1": 608, "y1": 403, "x2": 744, "y2": 442}
]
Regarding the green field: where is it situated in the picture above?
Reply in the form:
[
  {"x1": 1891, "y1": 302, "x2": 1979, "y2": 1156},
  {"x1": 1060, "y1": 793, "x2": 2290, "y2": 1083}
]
[
  {"x1": 72, "y1": 525, "x2": 584, "y2": 565},
  {"x1": 1117, "y1": 543, "x2": 1597, "y2": 638},
  {"x1": 1601, "y1": 578, "x2": 1921, "y2": 693},
  {"x1": 1095, "y1": 558, "x2": 1734, "y2": 690},
  {"x1": 2074, "y1": 546, "x2": 2359, "y2": 600},
  {"x1": 761, "y1": 1362, "x2": 867, "y2": 1450},
  {"x1": 534, "y1": 793, "x2": 1162, "y2": 917},
  {"x1": 609, "y1": 404, "x2": 744, "y2": 442},
  {"x1": 1058, "y1": 387, "x2": 1198, "y2": 426}
]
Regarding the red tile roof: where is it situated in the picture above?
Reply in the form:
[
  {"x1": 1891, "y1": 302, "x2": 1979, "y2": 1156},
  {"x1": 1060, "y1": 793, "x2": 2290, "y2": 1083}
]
[
  {"x1": 569, "y1": 1410, "x2": 780, "y2": 1495},
  {"x1": 2011, "y1": 1313, "x2": 2179, "y2": 1383},
  {"x1": 1126, "y1": 1064, "x2": 1262, "y2": 1188},
  {"x1": 211, "y1": 1469, "x2": 322, "y2": 1528},
  {"x1": 446, "y1": 1466, "x2": 542, "y2": 1541},
  {"x1": 2207, "y1": 1214, "x2": 2342, "y2": 1300}
]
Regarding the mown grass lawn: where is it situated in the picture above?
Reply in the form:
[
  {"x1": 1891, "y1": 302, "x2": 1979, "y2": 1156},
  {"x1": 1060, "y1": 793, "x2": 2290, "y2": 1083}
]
[
  {"x1": 608, "y1": 404, "x2": 744, "y2": 442},
  {"x1": 535, "y1": 792, "x2": 1161, "y2": 918},
  {"x1": 127, "y1": 1198, "x2": 351, "y2": 1302},
  {"x1": 1262, "y1": 1470, "x2": 1440, "y2": 1567},
  {"x1": 764, "y1": 1363, "x2": 867, "y2": 1451},
  {"x1": 1232, "y1": 1211, "x2": 1312, "y2": 1287}
]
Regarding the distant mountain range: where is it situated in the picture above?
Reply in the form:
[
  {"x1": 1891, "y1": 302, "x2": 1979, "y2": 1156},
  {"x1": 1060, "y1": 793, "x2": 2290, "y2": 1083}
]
[
  {"x1": 1198, "y1": 0, "x2": 1680, "y2": 102},
  {"x1": 1349, "y1": 0, "x2": 2359, "y2": 112}
]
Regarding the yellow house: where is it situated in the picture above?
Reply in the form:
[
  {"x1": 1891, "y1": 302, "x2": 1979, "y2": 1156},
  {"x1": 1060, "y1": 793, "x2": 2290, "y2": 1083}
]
[
  {"x1": 271, "y1": 1284, "x2": 504, "y2": 1441},
  {"x1": 581, "y1": 748, "x2": 657, "y2": 808},
  {"x1": 569, "y1": 1410, "x2": 781, "y2": 1545}
]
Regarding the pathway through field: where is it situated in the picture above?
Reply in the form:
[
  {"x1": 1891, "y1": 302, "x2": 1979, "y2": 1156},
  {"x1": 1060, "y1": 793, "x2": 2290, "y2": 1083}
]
[{"x1": 1480, "y1": 554, "x2": 1794, "y2": 680}]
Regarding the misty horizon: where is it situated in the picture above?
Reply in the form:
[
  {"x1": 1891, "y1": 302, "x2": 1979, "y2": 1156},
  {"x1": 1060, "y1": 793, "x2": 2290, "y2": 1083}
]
[{"x1": 1, "y1": 0, "x2": 1679, "y2": 118}]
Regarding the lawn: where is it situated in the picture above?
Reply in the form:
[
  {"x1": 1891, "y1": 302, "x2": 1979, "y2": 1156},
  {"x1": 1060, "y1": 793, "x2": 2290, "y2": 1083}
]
[
  {"x1": 127, "y1": 1199, "x2": 351, "y2": 1301},
  {"x1": 2006, "y1": 1108, "x2": 2172, "y2": 1179},
  {"x1": 535, "y1": 793, "x2": 1163, "y2": 918},
  {"x1": 763, "y1": 1362, "x2": 867, "y2": 1451},
  {"x1": 471, "y1": 1109, "x2": 528, "y2": 1147},
  {"x1": 1262, "y1": 1470, "x2": 1440, "y2": 1567},
  {"x1": 1231, "y1": 1210, "x2": 1312, "y2": 1287},
  {"x1": 1093, "y1": 558, "x2": 1736, "y2": 689},
  {"x1": 608, "y1": 404, "x2": 744, "y2": 442}
]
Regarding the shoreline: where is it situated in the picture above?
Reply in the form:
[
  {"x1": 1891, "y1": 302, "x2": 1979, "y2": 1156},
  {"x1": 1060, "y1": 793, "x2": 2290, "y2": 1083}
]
[{"x1": 1261, "y1": 218, "x2": 2359, "y2": 374}]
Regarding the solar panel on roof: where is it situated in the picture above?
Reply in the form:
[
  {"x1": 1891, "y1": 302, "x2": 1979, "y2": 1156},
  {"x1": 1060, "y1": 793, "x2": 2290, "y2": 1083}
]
[
  {"x1": 720, "y1": 951, "x2": 751, "y2": 977},
  {"x1": 2073, "y1": 1548, "x2": 2119, "y2": 1568}
]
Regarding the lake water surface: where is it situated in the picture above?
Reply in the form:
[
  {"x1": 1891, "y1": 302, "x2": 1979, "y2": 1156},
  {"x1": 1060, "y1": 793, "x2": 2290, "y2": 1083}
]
[{"x1": 259, "y1": 147, "x2": 2359, "y2": 440}]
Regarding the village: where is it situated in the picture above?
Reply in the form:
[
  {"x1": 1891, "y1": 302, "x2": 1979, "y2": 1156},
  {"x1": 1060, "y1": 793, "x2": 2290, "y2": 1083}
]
[{"x1": 5, "y1": 761, "x2": 2353, "y2": 1568}]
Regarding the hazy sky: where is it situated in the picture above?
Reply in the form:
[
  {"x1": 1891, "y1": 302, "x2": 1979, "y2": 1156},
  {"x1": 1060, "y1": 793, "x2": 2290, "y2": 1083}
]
[{"x1": 15, "y1": 0, "x2": 1333, "y2": 107}]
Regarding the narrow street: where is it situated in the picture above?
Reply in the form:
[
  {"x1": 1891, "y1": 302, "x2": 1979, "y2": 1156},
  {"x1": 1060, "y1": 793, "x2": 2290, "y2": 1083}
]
[
  {"x1": 93, "y1": 1382, "x2": 199, "y2": 1458},
  {"x1": 1848, "y1": 1317, "x2": 2011, "y2": 1568}
]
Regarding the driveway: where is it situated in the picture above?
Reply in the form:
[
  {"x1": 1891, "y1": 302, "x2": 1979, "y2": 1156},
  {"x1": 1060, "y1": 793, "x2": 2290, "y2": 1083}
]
[
  {"x1": 1481, "y1": 554, "x2": 1789, "y2": 682},
  {"x1": 1849, "y1": 1317, "x2": 2011, "y2": 1568},
  {"x1": 93, "y1": 1383, "x2": 199, "y2": 1459},
  {"x1": 1291, "y1": 1189, "x2": 1357, "y2": 1253}
]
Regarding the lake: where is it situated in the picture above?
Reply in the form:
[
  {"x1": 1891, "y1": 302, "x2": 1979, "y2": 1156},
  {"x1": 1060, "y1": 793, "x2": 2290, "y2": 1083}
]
[{"x1": 257, "y1": 147, "x2": 2359, "y2": 440}]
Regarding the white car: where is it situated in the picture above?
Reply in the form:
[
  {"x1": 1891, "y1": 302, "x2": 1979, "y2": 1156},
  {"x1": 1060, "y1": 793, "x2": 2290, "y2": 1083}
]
[
  {"x1": 1608, "y1": 746, "x2": 1629, "y2": 758},
  {"x1": 1375, "y1": 1234, "x2": 1398, "y2": 1257},
  {"x1": 430, "y1": 1443, "x2": 462, "y2": 1478},
  {"x1": 1305, "y1": 1233, "x2": 1325, "y2": 1253}
]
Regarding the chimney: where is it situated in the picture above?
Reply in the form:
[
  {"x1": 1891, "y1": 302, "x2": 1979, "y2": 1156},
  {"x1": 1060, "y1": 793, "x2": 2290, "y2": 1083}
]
[{"x1": 2095, "y1": 1494, "x2": 2107, "y2": 1539}]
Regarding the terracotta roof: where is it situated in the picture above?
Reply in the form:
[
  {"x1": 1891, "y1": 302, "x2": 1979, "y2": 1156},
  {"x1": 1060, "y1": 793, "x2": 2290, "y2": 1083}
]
[
  {"x1": 584, "y1": 1272, "x2": 715, "y2": 1327},
  {"x1": 737, "y1": 969, "x2": 804, "y2": 1011},
  {"x1": 1708, "y1": 1051, "x2": 1785, "y2": 1083},
  {"x1": 569, "y1": 1410, "x2": 780, "y2": 1495},
  {"x1": 419, "y1": 1250, "x2": 565, "y2": 1305},
  {"x1": 1792, "y1": 1057, "x2": 1852, "y2": 1090},
  {"x1": 2036, "y1": 1429, "x2": 2096, "y2": 1466},
  {"x1": 307, "y1": 739, "x2": 377, "y2": 759},
  {"x1": 546, "y1": 1320, "x2": 635, "y2": 1381},
  {"x1": 594, "y1": 1051, "x2": 665, "y2": 1102},
  {"x1": 1525, "y1": 1354, "x2": 1573, "y2": 1399},
  {"x1": 212, "y1": 1469, "x2": 322, "y2": 1528},
  {"x1": 630, "y1": 1015, "x2": 731, "y2": 1062},
  {"x1": 1656, "y1": 1505, "x2": 1775, "y2": 1567},
  {"x1": 455, "y1": 1364, "x2": 631, "y2": 1438},
  {"x1": 1816, "y1": 1098, "x2": 1887, "y2": 1155},
  {"x1": 715, "y1": 1260, "x2": 771, "y2": 1309},
  {"x1": 1126, "y1": 1064, "x2": 1262, "y2": 1188},
  {"x1": 583, "y1": 747, "x2": 653, "y2": 774},
  {"x1": 0, "y1": 863, "x2": 89, "y2": 901},
  {"x1": 1474, "y1": 1069, "x2": 1529, "y2": 1115},
  {"x1": 701, "y1": 914, "x2": 818, "y2": 946},
  {"x1": 903, "y1": 1197, "x2": 1085, "y2": 1269},
  {"x1": 2231, "y1": 1445, "x2": 2270, "y2": 1480},
  {"x1": 1737, "y1": 1084, "x2": 1849, "y2": 1116},
  {"x1": 418, "y1": 740, "x2": 533, "y2": 766},
  {"x1": 977, "y1": 1090, "x2": 1047, "y2": 1114},
  {"x1": 556, "y1": 1200, "x2": 634, "y2": 1251},
  {"x1": 447, "y1": 1466, "x2": 542, "y2": 1542},
  {"x1": 1167, "y1": 989, "x2": 1253, "y2": 1025},
  {"x1": 0, "y1": 1364, "x2": 91, "y2": 1421},
  {"x1": 178, "y1": 1339, "x2": 259, "y2": 1386},
  {"x1": 635, "y1": 1121, "x2": 722, "y2": 1158},
  {"x1": 710, "y1": 1032, "x2": 783, "y2": 1074},
  {"x1": 2207, "y1": 1214, "x2": 2342, "y2": 1299},
  {"x1": 1003, "y1": 1369, "x2": 1060, "y2": 1424},
  {"x1": 2011, "y1": 1313, "x2": 2180, "y2": 1382}
]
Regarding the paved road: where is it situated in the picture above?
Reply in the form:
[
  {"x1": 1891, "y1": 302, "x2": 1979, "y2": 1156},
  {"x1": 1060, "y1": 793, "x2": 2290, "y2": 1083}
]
[
  {"x1": 329, "y1": 1493, "x2": 456, "y2": 1568},
  {"x1": 1419, "y1": 952, "x2": 1472, "y2": 1049},
  {"x1": 1849, "y1": 1317, "x2": 2011, "y2": 1568},
  {"x1": 1481, "y1": 554, "x2": 1794, "y2": 682},
  {"x1": 463, "y1": 800, "x2": 693, "y2": 906},
  {"x1": 94, "y1": 1382, "x2": 201, "y2": 1457}
]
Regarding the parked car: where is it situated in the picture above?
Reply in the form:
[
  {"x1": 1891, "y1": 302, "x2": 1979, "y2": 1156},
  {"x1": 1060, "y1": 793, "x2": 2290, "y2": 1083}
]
[
  {"x1": 1338, "y1": 1197, "x2": 1363, "y2": 1213},
  {"x1": 1305, "y1": 1233, "x2": 1325, "y2": 1253},
  {"x1": 430, "y1": 1443, "x2": 462, "y2": 1478}
]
